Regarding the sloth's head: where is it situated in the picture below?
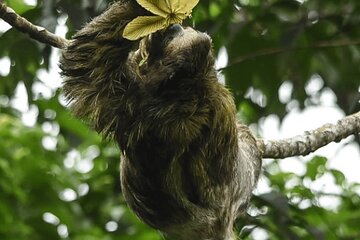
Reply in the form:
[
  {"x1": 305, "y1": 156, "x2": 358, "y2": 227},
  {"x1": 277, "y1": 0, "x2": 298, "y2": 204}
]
[{"x1": 128, "y1": 24, "x2": 214, "y2": 83}]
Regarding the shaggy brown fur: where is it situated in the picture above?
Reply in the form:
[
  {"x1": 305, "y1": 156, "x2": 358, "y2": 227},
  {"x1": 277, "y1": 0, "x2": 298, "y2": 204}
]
[{"x1": 60, "y1": 1, "x2": 262, "y2": 239}]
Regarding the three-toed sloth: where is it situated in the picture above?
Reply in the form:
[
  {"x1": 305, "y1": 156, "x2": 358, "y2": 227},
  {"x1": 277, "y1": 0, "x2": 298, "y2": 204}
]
[{"x1": 60, "y1": 1, "x2": 262, "y2": 239}]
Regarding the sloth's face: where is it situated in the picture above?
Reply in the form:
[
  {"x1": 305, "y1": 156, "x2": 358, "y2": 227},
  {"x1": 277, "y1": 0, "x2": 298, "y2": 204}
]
[
  {"x1": 147, "y1": 24, "x2": 211, "y2": 64},
  {"x1": 128, "y1": 24, "x2": 212, "y2": 79}
]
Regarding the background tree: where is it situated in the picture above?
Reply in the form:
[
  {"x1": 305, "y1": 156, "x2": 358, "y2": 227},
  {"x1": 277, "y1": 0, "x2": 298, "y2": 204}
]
[{"x1": 0, "y1": 0, "x2": 359, "y2": 239}]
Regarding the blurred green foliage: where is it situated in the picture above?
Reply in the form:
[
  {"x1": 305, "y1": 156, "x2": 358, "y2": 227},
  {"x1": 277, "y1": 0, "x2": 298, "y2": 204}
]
[{"x1": 0, "y1": 0, "x2": 359, "y2": 239}]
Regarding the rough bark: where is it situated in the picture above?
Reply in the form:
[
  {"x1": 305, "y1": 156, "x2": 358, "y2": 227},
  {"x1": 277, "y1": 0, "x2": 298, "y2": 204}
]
[
  {"x1": 0, "y1": 1, "x2": 69, "y2": 49},
  {"x1": 258, "y1": 111, "x2": 360, "y2": 158}
]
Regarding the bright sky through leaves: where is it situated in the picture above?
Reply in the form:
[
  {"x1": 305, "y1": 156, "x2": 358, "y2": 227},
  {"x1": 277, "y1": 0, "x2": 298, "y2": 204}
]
[{"x1": 123, "y1": 0, "x2": 199, "y2": 40}]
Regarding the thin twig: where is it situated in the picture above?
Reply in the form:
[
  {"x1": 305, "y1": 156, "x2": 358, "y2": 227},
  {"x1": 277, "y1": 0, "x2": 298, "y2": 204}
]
[
  {"x1": 0, "y1": 2, "x2": 69, "y2": 49},
  {"x1": 257, "y1": 111, "x2": 360, "y2": 158},
  {"x1": 219, "y1": 39, "x2": 360, "y2": 71}
]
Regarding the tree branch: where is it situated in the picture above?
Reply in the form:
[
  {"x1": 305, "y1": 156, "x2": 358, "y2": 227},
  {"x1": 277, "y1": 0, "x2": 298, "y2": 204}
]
[
  {"x1": 258, "y1": 111, "x2": 360, "y2": 158},
  {"x1": 219, "y1": 39, "x2": 360, "y2": 71},
  {"x1": 0, "y1": 2, "x2": 69, "y2": 49}
]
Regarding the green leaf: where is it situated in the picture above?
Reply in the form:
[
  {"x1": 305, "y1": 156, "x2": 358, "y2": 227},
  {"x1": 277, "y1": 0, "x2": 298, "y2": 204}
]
[
  {"x1": 306, "y1": 156, "x2": 327, "y2": 180},
  {"x1": 330, "y1": 169, "x2": 346, "y2": 186}
]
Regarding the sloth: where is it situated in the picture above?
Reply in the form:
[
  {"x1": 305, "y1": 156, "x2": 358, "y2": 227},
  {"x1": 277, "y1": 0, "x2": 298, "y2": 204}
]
[{"x1": 60, "y1": 0, "x2": 262, "y2": 239}]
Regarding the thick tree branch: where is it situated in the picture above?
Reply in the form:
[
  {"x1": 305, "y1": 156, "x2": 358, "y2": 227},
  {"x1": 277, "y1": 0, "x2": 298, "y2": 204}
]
[
  {"x1": 258, "y1": 111, "x2": 360, "y2": 158},
  {"x1": 0, "y1": 2, "x2": 69, "y2": 49}
]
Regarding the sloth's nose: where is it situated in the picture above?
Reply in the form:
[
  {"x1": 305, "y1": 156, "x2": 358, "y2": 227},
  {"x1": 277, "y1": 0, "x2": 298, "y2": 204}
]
[
  {"x1": 165, "y1": 24, "x2": 184, "y2": 36},
  {"x1": 168, "y1": 24, "x2": 183, "y2": 33}
]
